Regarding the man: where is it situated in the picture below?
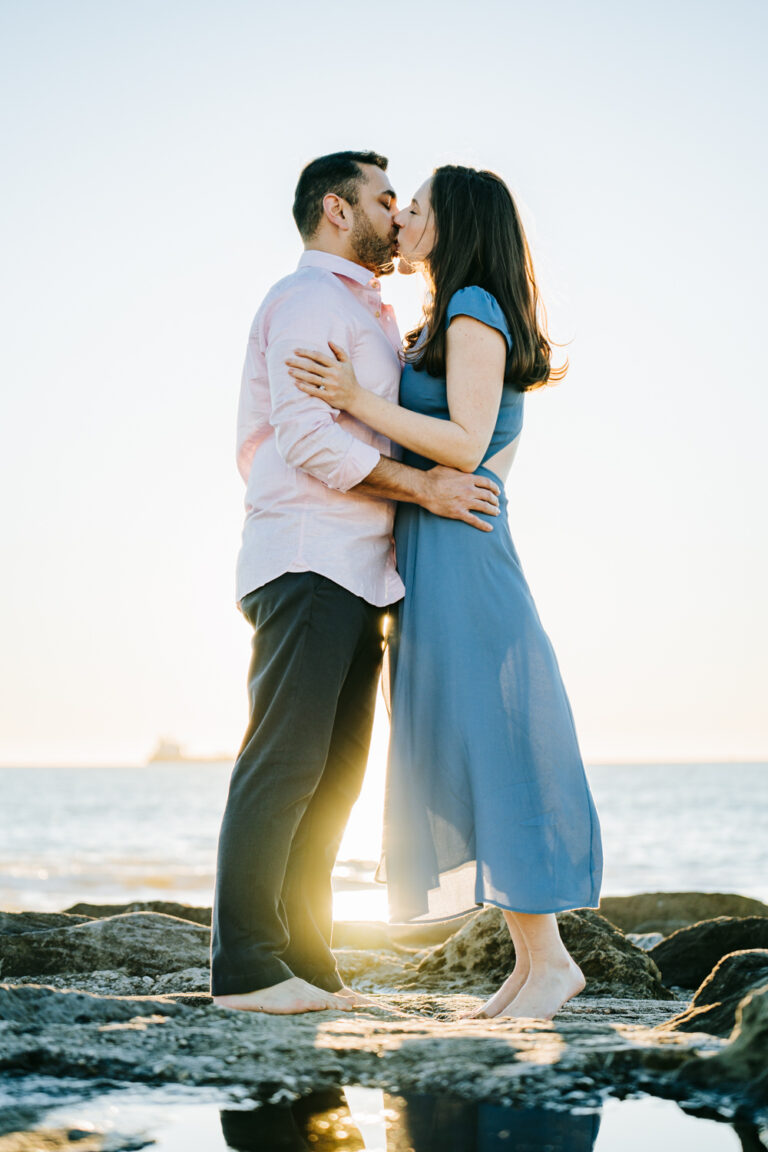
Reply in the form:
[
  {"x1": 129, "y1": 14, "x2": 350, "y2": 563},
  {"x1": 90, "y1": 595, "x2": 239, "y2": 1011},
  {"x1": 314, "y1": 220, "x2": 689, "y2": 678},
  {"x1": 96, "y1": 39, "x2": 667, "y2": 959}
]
[{"x1": 211, "y1": 151, "x2": 500, "y2": 1014}]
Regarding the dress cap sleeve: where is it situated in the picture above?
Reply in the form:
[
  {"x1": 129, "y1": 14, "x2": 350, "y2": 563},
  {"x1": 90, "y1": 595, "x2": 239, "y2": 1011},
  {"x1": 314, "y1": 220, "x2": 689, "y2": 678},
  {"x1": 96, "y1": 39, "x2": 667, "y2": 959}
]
[{"x1": 445, "y1": 286, "x2": 513, "y2": 353}]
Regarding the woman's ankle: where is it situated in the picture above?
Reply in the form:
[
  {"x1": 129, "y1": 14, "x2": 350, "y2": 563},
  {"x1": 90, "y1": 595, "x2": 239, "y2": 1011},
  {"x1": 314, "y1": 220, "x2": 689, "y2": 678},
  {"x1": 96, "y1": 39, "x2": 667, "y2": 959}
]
[{"x1": 526, "y1": 951, "x2": 576, "y2": 976}]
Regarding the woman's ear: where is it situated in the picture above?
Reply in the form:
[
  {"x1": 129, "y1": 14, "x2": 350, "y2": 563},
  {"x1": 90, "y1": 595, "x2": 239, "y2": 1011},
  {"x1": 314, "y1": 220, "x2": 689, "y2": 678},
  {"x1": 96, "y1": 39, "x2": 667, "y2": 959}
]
[{"x1": 322, "y1": 193, "x2": 350, "y2": 232}]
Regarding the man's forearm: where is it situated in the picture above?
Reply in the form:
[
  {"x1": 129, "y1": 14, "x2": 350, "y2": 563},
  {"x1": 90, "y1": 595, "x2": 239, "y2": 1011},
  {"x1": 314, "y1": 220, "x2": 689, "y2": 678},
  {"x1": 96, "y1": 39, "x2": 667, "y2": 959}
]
[
  {"x1": 354, "y1": 457, "x2": 429, "y2": 504},
  {"x1": 354, "y1": 457, "x2": 501, "y2": 532}
]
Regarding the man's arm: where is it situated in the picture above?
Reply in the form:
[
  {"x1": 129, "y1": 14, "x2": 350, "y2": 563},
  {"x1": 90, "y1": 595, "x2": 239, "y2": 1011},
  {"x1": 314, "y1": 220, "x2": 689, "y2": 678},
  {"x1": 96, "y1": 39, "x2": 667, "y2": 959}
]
[
  {"x1": 356, "y1": 457, "x2": 500, "y2": 532},
  {"x1": 264, "y1": 283, "x2": 379, "y2": 492},
  {"x1": 264, "y1": 279, "x2": 500, "y2": 529}
]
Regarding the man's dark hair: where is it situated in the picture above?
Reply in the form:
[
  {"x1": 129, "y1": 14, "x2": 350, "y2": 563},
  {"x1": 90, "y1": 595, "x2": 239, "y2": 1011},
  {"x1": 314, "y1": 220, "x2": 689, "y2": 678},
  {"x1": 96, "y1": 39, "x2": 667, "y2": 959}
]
[{"x1": 292, "y1": 151, "x2": 388, "y2": 240}]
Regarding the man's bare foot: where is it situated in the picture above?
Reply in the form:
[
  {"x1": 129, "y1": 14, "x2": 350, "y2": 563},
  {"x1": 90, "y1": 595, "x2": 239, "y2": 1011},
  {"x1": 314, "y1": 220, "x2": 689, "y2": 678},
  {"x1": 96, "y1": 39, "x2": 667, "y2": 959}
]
[
  {"x1": 498, "y1": 959, "x2": 585, "y2": 1020},
  {"x1": 212, "y1": 976, "x2": 352, "y2": 1015},
  {"x1": 463, "y1": 964, "x2": 531, "y2": 1019}
]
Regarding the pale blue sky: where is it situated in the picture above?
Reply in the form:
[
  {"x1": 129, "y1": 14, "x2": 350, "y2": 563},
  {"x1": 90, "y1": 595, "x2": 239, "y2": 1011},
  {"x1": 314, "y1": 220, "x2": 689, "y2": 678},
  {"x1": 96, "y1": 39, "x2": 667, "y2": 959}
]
[{"x1": 1, "y1": 0, "x2": 766, "y2": 764}]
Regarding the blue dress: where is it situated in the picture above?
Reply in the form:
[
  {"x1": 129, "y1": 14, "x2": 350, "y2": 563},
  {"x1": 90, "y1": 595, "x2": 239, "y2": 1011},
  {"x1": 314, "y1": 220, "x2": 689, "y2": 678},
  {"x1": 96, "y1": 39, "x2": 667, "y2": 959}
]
[{"x1": 380, "y1": 287, "x2": 603, "y2": 922}]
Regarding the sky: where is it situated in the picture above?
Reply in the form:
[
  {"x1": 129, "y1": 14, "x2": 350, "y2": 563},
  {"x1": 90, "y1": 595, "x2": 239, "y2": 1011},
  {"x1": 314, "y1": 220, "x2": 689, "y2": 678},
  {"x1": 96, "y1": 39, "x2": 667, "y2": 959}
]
[{"x1": 0, "y1": 0, "x2": 766, "y2": 767}]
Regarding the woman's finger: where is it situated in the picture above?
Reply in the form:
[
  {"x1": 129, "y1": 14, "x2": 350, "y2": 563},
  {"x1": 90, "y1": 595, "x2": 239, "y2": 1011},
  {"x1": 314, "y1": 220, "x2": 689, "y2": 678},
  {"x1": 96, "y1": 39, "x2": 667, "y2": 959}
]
[
  {"x1": 285, "y1": 356, "x2": 330, "y2": 376},
  {"x1": 327, "y1": 341, "x2": 349, "y2": 363},
  {"x1": 295, "y1": 381, "x2": 332, "y2": 401},
  {"x1": 289, "y1": 367, "x2": 327, "y2": 385},
  {"x1": 293, "y1": 347, "x2": 335, "y2": 367}
]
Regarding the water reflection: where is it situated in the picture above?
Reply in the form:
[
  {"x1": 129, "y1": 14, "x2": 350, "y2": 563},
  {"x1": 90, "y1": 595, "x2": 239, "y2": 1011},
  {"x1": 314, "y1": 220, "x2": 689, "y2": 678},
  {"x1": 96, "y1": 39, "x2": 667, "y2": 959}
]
[{"x1": 220, "y1": 1090, "x2": 602, "y2": 1151}]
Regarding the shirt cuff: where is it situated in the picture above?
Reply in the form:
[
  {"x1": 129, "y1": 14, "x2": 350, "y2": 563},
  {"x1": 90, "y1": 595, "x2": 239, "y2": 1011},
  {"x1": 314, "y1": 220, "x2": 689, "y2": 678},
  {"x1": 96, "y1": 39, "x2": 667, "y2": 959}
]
[{"x1": 330, "y1": 439, "x2": 381, "y2": 492}]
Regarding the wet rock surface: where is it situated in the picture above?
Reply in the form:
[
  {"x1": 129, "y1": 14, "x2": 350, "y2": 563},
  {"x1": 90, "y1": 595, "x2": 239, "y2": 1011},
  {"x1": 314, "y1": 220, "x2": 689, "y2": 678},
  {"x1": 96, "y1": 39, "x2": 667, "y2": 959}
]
[
  {"x1": 661, "y1": 950, "x2": 768, "y2": 1037},
  {"x1": 412, "y1": 907, "x2": 672, "y2": 1000},
  {"x1": 0, "y1": 981, "x2": 698, "y2": 1105},
  {"x1": 598, "y1": 892, "x2": 768, "y2": 936},
  {"x1": 1, "y1": 898, "x2": 768, "y2": 1121},
  {"x1": 650, "y1": 916, "x2": 768, "y2": 989}
]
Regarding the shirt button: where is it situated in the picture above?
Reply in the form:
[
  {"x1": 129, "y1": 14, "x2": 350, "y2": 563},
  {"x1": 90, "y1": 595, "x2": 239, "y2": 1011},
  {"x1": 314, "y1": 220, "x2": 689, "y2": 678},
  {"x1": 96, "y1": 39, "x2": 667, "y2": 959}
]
[{"x1": 375, "y1": 309, "x2": 381, "y2": 318}]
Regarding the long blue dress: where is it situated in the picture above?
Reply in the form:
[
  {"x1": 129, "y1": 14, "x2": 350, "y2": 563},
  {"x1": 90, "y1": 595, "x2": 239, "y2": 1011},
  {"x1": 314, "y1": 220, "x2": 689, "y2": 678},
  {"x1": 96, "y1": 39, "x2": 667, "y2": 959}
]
[{"x1": 380, "y1": 287, "x2": 603, "y2": 922}]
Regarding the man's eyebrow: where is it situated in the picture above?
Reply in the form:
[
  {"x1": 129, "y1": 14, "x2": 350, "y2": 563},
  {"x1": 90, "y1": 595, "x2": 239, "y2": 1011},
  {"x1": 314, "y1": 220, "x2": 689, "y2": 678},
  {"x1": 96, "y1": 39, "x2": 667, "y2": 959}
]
[{"x1": 380, "y1": 188, "x2": 397, "y2": 200}]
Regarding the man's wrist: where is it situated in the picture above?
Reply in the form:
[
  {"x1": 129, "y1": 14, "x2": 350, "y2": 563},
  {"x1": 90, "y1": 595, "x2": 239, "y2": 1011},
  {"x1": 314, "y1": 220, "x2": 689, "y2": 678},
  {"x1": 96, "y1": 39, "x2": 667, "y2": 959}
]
[{"x1": 412, "y1": 467, "x2": 432, "y2": 509}]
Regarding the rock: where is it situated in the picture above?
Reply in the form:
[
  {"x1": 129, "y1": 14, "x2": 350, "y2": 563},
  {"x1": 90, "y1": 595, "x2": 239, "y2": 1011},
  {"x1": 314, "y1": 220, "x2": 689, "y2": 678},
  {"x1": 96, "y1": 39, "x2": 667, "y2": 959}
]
[
  {"x1": 0, "y1": 982, "x2": 701, "y2": 1108},
  {"x1": 650, "y1": 917, "x2": 768, "y2": 989},
  {"x1": 0, "y1": 912, "x2": 94, "y2": 936},
  {"x1": 152, "y1": 967, "x2": 212, "y2": 994},
  {"x1": 64, "y1": 901, "x2": 212, "y2": 927},
  {"x1": 335, "y1": 949, "x2": 416, "y2": 992},
  {"x1": 0, "y1": 913, "x2": 211, "y2": 978},
  {"x1": 0, "y1": 982, "x2": 185, "y2": 1024},
  {"x1": 598, "y1": 892, "x2": 768, "y2": 936},
  {"x1": 558, "y1": 912, "x2": 672, "y2": 1000},
  {"x1": 676, "y1": 981, "x2": 768, "y2": 1104},
  {"x1": 409, "y1": 907, "x2": 672, "y2": 1000},
  {"x1": 662, "y1": 950, "x2": 768, "y2": 1037}
]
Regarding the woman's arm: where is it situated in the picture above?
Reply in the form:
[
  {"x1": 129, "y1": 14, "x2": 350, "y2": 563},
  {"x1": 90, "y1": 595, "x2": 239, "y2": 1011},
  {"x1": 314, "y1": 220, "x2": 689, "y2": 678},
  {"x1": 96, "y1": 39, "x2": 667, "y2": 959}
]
[{"x1": 286, "y1": 317, "x2": 506, "y2": 473}]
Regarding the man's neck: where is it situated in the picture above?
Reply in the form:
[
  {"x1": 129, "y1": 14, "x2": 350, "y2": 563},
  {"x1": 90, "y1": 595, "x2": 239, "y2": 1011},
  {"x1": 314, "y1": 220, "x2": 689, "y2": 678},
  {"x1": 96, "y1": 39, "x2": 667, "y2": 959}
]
[{"x1": 303, "y1": 242, "x2": 375, "y2": 276}]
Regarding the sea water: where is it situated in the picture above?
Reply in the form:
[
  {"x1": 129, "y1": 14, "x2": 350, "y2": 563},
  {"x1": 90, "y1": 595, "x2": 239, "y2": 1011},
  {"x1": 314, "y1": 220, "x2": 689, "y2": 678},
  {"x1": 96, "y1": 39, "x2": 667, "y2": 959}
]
[
  {"x1": 0, "y1": 762, "x2": 766, "y2": 920},
  {"x1": 0, "y1": 1081, "x2": 764, "y2": 1151}
]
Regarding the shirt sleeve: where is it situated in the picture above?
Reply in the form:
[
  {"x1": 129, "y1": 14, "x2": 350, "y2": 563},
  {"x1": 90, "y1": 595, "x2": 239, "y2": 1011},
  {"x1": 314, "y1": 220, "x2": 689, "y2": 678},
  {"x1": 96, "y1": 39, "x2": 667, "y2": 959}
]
[
  {"x1": 446, "y1": 286, "x2": 513, "y2": 353},
  {"x1": 262, "y1": 278, "x2": 381, "y2": 492}
]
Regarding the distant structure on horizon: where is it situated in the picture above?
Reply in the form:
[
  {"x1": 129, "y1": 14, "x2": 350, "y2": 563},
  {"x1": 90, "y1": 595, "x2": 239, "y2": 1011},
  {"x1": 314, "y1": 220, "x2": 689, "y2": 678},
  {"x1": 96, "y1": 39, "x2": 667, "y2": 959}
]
[{"x1": 147, "y1": 738, "x2": 230, "y2": 765}]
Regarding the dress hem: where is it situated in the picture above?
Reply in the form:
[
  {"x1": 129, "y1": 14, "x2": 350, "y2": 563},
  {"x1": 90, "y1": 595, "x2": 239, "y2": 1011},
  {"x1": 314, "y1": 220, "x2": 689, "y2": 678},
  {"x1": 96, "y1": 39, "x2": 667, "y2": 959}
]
[{"x1": 387, "y1": 894, "x2": 603, "y2": 927}]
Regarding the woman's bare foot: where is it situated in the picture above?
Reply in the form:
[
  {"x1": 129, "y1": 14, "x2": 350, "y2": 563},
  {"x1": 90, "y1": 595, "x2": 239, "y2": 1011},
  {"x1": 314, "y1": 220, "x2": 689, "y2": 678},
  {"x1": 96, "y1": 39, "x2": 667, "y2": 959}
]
[
  {"x1": 212, "y1": 976, "x2": 352, "y2": 1015},
  {"x1": 464, "y1": 963, "x2": 531, "y2": 1019},
  {"x1": 498, "y1": 959, "x2": 585, "y2": 1020}
]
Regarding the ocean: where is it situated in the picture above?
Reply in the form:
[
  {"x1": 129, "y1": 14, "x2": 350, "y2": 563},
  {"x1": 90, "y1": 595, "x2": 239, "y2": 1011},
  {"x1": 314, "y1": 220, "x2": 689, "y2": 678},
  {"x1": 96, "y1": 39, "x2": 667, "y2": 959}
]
[{"x1": 1, "y1": 761, "x2": 766, "y2": 921}]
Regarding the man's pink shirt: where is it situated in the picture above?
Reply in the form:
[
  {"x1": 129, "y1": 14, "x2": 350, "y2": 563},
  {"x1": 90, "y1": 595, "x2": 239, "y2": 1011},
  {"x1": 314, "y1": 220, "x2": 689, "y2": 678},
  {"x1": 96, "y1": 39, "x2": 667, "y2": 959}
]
[{"x1": 235, "y1": 251, "x2": 406, "y2": 607}]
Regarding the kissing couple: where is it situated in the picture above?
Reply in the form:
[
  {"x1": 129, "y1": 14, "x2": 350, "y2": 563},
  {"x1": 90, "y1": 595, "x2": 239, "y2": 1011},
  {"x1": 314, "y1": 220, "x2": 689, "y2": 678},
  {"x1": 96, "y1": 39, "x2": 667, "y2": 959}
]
[{"x1": 210, "y1": 150, "x2": 603, "y2": 1020}]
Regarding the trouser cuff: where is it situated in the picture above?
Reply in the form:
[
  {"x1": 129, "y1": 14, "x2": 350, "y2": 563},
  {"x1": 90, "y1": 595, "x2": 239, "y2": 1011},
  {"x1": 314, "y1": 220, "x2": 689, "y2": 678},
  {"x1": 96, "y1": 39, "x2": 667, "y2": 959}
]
[{"x1": 210, "y1": 956, "x2": 294, "y2": 997}]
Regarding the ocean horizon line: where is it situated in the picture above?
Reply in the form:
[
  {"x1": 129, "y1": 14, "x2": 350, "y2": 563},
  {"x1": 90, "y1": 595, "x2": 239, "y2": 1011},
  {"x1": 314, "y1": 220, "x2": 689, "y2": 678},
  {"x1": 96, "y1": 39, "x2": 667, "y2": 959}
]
[{"x1": 1, "y1": 756, "x2": 767, "y2": 770}]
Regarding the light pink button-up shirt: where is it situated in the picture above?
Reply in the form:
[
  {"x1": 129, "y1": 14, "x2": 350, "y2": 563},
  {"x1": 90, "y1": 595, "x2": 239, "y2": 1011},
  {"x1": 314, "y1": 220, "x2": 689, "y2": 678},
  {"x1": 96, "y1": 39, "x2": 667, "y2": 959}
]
[{"x1": 235, "y1": 250, "x2": 406, "y2": 607}]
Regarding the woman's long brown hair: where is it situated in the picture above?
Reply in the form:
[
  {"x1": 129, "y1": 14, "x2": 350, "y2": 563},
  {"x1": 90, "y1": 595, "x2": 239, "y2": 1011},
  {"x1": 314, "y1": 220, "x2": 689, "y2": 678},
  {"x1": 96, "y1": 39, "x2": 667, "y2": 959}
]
[{"x1": 404, "y1": 165, "x2": 566, "y2": 391}]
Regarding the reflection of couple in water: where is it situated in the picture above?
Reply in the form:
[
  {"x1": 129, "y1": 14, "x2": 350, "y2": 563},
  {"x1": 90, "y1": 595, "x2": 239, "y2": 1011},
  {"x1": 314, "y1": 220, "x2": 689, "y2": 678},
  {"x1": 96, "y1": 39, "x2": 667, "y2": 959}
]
[
  {"x1": 210, "y1": 150, "x2": 603, "y2": 1020},
  {"x1": 219, "y1": 1091, "x2": 602, "y2": 1152}
]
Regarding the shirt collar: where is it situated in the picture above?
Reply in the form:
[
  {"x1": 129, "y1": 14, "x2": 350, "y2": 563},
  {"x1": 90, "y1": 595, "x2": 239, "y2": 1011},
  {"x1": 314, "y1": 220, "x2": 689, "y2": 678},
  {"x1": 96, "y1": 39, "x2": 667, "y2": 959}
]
[{"x1": 298, "y1": 249, "x2": 378, "y2": 288}]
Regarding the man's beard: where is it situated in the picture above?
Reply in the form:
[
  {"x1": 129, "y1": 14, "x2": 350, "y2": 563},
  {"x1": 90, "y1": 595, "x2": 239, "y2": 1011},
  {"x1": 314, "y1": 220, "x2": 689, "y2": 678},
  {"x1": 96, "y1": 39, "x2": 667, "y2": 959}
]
[{"x1": 350, "y1": 213, "x2": 397, "y2": 276}]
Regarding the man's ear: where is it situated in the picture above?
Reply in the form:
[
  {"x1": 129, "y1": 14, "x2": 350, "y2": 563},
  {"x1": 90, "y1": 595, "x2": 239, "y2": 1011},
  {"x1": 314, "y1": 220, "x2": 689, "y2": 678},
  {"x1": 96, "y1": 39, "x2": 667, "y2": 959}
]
[{"x1": 322, "y1": 193, "x2": 351, "y2": 232}]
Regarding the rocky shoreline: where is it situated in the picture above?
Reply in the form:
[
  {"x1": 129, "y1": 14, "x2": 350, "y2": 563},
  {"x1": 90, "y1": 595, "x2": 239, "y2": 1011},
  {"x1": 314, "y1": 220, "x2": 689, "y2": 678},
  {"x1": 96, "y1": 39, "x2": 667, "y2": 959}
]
[{"x1": 1, "y1": 891, "x2": 768, "y2": 1142}]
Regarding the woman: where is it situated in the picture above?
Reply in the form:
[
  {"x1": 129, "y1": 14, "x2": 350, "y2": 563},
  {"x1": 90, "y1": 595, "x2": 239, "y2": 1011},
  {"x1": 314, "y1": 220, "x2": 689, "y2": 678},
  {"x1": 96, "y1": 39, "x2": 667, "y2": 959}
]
[{"x1": 287, "y1": 165, "x2": 603, "y2": 1020}]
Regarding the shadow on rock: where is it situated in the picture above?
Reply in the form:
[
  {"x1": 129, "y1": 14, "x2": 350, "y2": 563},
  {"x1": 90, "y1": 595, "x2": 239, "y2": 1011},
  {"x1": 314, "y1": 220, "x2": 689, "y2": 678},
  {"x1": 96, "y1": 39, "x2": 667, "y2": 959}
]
[
  {"x1": 675, "y1": 982, "x2": 768, "y2": 1106},
  {"x1": 650, "y1": 917, "x2": 768, "y2": 990},
  {"x1": 662, "y1": 950, "x2": 768, "y2": 1037}
]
